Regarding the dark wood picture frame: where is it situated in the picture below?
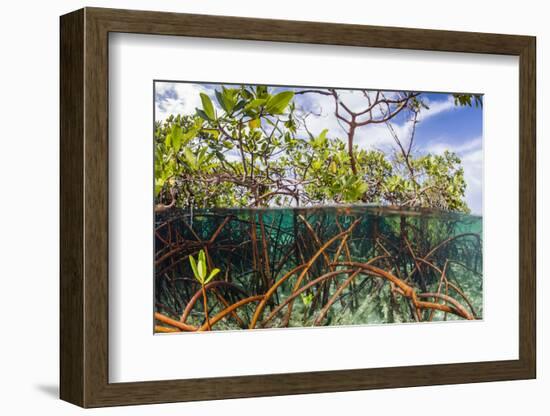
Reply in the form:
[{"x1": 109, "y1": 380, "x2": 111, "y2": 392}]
[{"x1": 60, "y1": 7, "x2": 536, "y2": 408}]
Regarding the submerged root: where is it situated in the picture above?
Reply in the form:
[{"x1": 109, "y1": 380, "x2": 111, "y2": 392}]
[{"x1": 155, "y1": 212, "x2": 481, "y2": 332}]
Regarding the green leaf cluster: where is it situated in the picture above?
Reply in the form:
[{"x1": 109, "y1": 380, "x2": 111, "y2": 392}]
[
  {"x1": 189, "y1": 249, "x2": 220, "y2": 285},
  {"x1": 154, "y1": 86, "x2": 470, "y2": 213}
]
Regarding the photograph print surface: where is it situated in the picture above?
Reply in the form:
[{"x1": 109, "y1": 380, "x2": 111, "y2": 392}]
[{"x1": 153, "y1": 81, "x2": 483, "y2": 333}]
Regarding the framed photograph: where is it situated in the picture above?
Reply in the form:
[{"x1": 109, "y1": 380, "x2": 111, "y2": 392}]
[{"x1": 60, "y1": 7, "x2": 536, "y2": 408}]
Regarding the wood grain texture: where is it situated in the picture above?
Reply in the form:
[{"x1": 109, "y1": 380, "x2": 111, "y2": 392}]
[
  {"x1": 59, "y1": 7, "x2": 537, "y2": 408},
  {"x1": 518, "y1": 37, "x2": 537, "y2": 375},
  {"x1": 59, "y1": 8, "x2": 84, "y2": 406}
]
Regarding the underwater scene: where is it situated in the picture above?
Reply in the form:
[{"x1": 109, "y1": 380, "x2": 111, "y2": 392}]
[
  {"x1": 155, "y1": 206, "x2": 482, "y2": 332},
  {"x1": 153, "y1": 81, "x2": 483, "y2": 332}
]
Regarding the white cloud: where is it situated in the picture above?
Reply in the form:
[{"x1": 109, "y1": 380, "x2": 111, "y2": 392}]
[
  {"x1": 154, "y1": 82, "x2": 219, "y2": 122},
  {"x1": 295, "y1": 91, "x2": 402, "y2": 150},
  {"x1": 425, "y1": 135, "x2": 481, "y2": 156},
  {"x1": 418, "y1": 95, "x2": 456, "y2": 121},
  {"x1": 460, "y1": 146, "x2": 483, "y2": 215},
  {"x1": 296, "y1": 92, "x2": 460, "y2": 153},
  {"x1": 424, "y1": 136, "x2": 483, "y2": 214}
]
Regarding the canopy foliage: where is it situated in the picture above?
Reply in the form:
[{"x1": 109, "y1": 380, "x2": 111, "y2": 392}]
[{"x1": 154, "y1": 85, "x2": 479, "y2": 213}]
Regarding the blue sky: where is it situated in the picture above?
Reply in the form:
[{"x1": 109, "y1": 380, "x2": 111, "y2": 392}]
[{"x1": 155, "y1": 82, "x2": 483, "y2": 214}]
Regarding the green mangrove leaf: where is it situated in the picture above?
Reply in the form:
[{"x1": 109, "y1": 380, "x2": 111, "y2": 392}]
[
  {"x1": 200, "y1": 93, "x2": 216, "y2": 120},
  {"x1": 248, "y1": 118, "x2": 261, "y2": 129},
  {"x1": 222, "y1": 140, "x2": 234, "y2": 149},
  {"x1": 318, "y1": 128, "x2": 328, "y2": 142},
  {"x1": 215, "y1": 89, "x2": 235, "y2": 114},
  {"x1": 300, "y1": 292, "x2": 313, "y2": 307},
  {"x1": 154, "y1": 178, "x2": 164, "y2": 198},
  {"x1": 171, "y1": 125, "x2": 184, "y2": 152},
  {"x1": 195, "y1": 108, "x2": 211, "y2": 121},
  {"x1": 204, "y1": 268, "x2": 220, "y2": 284},
  {"x1": 198, "y1": 250, "x2": 207, "y2": 280},
  {"x1": 244, "y1": 98, "x2": 267, "y2": 111},
  {"x1": 256, "y1": 85, "x2": 268, "y2": 98},
  {"x1": 189, "y1": 255, "x2": 201, "y2": 283},
  {"x1": 266, "y1": 91, "x2": 294, "y2": 114},
  {"x1": 233, "y1": 99, "x2": 247, "y2": 112},
  {"x1": 183, "y1": 147, "x2": 197, "y2": 170},
  {"x1": 181, "y1": 128, "x2": 198, "y2": 145},
  {"x1": 202, "y1": 128, "x2": 220, "y2": 139},
  {"x1": 356, "y1": 181, "x2": 369, "y2": 195}
]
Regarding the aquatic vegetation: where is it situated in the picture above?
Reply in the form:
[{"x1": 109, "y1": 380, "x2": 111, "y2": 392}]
[
  {"x1": 154, "y1": 206, "x2": 482, "y2": 332},
  {"x1": 187, "y1": 250, "x2": 220, "y2": 330}
]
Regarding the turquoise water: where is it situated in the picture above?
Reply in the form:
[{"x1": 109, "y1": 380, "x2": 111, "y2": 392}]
[{"x1": 155, "y1": 205, "x2": 482, "y2": 330}]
